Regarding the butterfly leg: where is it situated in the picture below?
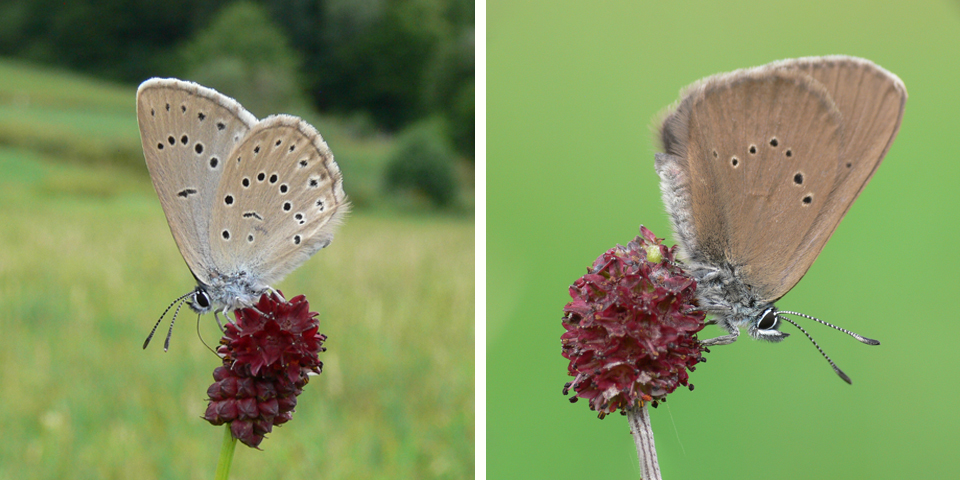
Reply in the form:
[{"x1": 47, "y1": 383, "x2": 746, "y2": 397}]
[
  {"x1": 214, "y1": 309, "x2": 225, "y2": 332},
  {"x1": 700, "y1": 328, "x2": 740, "y2": 346},
  {"x1": 267, "y1": 286, "x2": 286, "y2": 302}
]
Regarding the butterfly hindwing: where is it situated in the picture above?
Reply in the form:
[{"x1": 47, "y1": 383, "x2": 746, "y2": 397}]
[
  {"x1": 660, "y1": 68, "x2": 843, "y2": 301},
  {"x1": 209, "y1": 115, "x2": 348, "y2": 287}
]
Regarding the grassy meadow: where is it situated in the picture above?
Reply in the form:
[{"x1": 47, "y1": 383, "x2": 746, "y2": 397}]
[{"x1": 0, "y1": 60, "x2": 474, "y2": 479}]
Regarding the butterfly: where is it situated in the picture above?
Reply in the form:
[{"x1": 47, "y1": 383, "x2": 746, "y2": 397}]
[
  {"x1": 655, "y1": 56, "x2": 906, "y2": 382},
  {"x1": 137, "y1": 78, "x2": 348, "y2": 349}
]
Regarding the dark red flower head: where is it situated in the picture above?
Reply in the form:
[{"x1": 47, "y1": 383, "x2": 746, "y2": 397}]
[
  {"x1": 561, "y1": 226, "x2": 705, "y2": 419},
  {"x1": 203, "y1": 291, "x2": 326, "y2": 448}
]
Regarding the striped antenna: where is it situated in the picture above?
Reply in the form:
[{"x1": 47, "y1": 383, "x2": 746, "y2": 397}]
[
  {"x1": 776, "y1": 315, "x2": 852, "y2": 384},
  {"x1": 778, "y1": 310, "x2": 880, "y2": 345},
  {"x1": 143, "y1": 290, "x2": 194, "y2": 350}
]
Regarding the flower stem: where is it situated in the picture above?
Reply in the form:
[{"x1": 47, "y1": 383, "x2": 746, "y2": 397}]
[
  {"x1": 215, "y1": 425, "x2": 237, "y2": 480},
  {"x1": 627, "y1": 404, "x2": 662, "y2": 480}
]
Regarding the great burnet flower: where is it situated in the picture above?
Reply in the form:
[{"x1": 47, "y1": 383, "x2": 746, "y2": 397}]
[
  {"x1": 562, "y1": 226, "x2": 706, "y2": 418},
  {"x1": 203, "y1": 291, "x2": 326, "y2": 448}
]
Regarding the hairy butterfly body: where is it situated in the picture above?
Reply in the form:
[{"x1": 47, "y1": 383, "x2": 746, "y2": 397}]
[{"x1": 655, "y1": 56, "x2": 905, "y2": 382}]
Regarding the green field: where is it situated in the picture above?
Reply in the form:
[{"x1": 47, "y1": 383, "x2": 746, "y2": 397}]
[
  {"x1": 0, "y1": 61, "x2": 474, "y2": 479},
  {"x1": 488, "y1": 1, "x2": 960, "y2": 479}
]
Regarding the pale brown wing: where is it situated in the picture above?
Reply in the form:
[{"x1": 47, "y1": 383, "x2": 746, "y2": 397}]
[
  {"x1": 137, "y1": 79, "x2": 257, "y2": 284},
  {"x1": 209, "y1": 115, "x2": 348, "y2": 287},
  {"x1": 659, "y1": 68, "x2": 843, "y2": 301},
  {"x1": 770, "y1": 56, "x2": 906, "y2": 298}
]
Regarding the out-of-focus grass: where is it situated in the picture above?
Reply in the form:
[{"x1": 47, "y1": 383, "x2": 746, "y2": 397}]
[
  {"x1": 0, "y1": 59, "x2": 130, "y2": 112},
  {"x1": 0, "y1": 59, "x2": 474, "y2": 477},
  {"x1": 0, "y1": 149, "x2": 474, "y2": 478}
]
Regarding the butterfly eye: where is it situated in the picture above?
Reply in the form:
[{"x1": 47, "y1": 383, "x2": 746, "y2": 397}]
[
  {"x1": 757, "y1": 308, "x2": 778, "y2": 330},
  {"x1": 194, "y1": 290, "x2": 211, "y2": 309}
]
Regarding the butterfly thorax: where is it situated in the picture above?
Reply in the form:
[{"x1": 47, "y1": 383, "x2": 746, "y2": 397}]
[
  {"x1": 187, "y1": 270, "x2": 268, "y2": 314},
  {"x1": 688, "y1": 261, "x2": 784, "y2": 342}
]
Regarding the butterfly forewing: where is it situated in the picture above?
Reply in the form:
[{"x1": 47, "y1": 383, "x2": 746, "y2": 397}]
[
  {"x1": 776, "y1": 56, "x2": 906, "y2": 194},
  {"x1": 658, "y1": 57, "x2": 906, "y2": 303},
  {"x1": 209, "y1": 115, "x2": 348, "y2": 287},
  {"x1": 137, "y1": 79, "x2": 257, "y2": 285},
  {"x1": 773, "y1": 57, "x2": 906, "y2": 299}
]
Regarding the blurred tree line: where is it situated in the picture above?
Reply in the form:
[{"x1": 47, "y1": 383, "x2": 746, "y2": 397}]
[{"x1": 0, "y1": 0, "x2": 474, "y2": 207}]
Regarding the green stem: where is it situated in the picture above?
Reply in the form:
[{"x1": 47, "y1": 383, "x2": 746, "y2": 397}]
[{"x1": 215, "y1": 424, "x2": 237, "y2": 480}]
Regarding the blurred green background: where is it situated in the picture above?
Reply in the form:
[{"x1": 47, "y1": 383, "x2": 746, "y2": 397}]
[
  {"x1": 0, "y1": 1, "x2": 474, "y2": 479},
  {"x1": 488, "y1": 1, "x2": 959, "y2": 479}
]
